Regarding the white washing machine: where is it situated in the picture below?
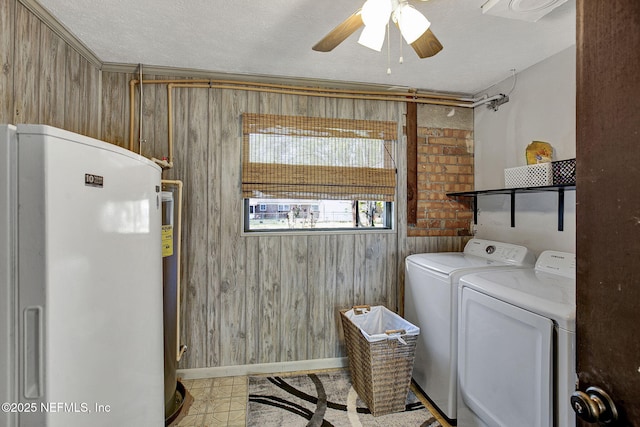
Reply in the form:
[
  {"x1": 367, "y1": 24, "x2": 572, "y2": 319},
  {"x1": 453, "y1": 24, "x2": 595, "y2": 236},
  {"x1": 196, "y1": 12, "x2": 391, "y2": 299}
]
[
  {"x1": 457, "y1": 250, "x2": 576, "y2": 427},
  {"x1": 404, "y1": 239, "x2": 535, "y2": 423}
]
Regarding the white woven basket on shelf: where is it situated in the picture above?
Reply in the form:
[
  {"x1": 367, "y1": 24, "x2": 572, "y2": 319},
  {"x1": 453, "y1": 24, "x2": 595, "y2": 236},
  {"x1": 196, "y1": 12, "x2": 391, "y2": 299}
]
[{"x1": 504, "y1": 163, "x2": 553, "y2": 188}]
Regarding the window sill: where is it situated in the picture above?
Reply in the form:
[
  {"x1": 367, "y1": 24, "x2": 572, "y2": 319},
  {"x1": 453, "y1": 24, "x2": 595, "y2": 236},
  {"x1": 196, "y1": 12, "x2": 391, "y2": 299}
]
[{"x1": 241, "y1": 227, "x2": 396, "y2": 237}]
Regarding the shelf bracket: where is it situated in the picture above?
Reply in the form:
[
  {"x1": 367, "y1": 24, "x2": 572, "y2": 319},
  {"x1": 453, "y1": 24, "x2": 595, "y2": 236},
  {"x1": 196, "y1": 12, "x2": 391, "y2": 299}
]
[
  {"x1": 473, "y1": 193, "x2": 478, "y2": 225},
  {"x1": 558, "y1": 187, "x2": 565, "y2": 231},
  {"x1": 510, "y1": 190, "x2": 516, "y2": 227}
]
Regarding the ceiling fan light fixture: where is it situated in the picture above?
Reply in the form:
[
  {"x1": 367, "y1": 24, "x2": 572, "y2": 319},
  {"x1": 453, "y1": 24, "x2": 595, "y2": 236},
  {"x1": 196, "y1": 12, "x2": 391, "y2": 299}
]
[
  {"x1": 311, "y1": 0, "x2": 443, "y2": 59},
  {"x1": 358, "y1": 24, "x2": 387, "y2": 51},
  {"x1": 397, "y1": 4, "x2": 431, "y2": 44},
  {"x1": 360, "y1": 0, "x2": 393, "y2": 26}
]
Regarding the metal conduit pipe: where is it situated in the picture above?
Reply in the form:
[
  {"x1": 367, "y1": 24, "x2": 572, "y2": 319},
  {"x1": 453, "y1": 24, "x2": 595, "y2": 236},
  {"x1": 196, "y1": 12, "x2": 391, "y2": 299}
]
[{"x1": 470, "y1": 93, "x2": 508, "y2": 108}]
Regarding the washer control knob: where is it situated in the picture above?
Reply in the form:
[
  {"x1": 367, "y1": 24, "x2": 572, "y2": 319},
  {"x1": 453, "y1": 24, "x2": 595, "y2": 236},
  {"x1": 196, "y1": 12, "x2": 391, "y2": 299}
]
[
  {"x1": 485, "y1": 245, "x2": 496, "y2": 254},
  {"x1": 570, "y1": 387, "x2": 618, "y2": 424}
]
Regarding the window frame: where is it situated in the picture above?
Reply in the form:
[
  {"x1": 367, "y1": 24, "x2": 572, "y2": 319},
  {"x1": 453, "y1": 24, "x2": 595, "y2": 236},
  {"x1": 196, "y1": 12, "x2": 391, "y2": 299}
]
[{"x1": 242, "y1": 199, "x2": 395, "y2": 234}]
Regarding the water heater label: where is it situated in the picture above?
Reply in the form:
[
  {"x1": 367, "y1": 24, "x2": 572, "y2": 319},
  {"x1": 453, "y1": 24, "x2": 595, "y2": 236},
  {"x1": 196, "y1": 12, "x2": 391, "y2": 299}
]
[
  {"x1": 162, "y1": 225, "x2": 174, "y2": 257},
  {"x1": 85, "y1": 174, "x2": 104, "y2": 188}
]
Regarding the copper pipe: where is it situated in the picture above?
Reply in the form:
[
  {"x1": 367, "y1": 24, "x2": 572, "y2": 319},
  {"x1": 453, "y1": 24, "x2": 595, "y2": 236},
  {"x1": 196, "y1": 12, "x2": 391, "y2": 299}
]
[
  {"x1": 138, "y1": 64, "x2": 144, "y2": 156},
  {"x1": 163, "y1": 81, "x2": 472, "y2": 165},
  {"x1": 128, "y1": 77, "x2": 476, "y2": 169},
  {"x1": 129, "y1": 79, "x2": 136, "y2": 151},
  {"x1": 161, "y1": 179, "x2": 183, "y2": 362},
  {"x1": 129, "y1": 78, "x2": 475, "y2": 105},
  {"x1": 167, "y1": 82, "x2": 470, "y2": 105},
  {"x1": 167, "y1": 84, "x2": 174, "y2": 167}
]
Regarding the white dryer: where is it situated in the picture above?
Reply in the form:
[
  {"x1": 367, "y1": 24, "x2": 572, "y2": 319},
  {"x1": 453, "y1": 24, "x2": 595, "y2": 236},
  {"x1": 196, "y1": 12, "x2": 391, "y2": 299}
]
[
  {"x1": 457, "y1": 250, "x2": 576, "y2": 427},
  {"x1": 404, "y1": 239, "x2": 535, "y2": 423}
]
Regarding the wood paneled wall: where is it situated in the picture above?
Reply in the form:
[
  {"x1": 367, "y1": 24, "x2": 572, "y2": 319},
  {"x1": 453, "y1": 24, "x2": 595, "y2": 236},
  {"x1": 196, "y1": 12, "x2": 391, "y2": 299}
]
[
  {"x1": 1, "y1": 0, "x2": 101, "y2": 136},
  {"x1": 6, "y1": 0, "x2": 473, "y2": 370},
  {"x1": 104, "y1": 76, "x2": 472, "y2": 369}
]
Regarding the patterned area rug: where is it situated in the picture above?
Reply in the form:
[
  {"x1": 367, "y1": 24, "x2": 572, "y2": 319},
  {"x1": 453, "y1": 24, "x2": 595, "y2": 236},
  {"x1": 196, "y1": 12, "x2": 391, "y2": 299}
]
[{"x1": 247, "y1": 370, "x2": 442, "y2": 426}]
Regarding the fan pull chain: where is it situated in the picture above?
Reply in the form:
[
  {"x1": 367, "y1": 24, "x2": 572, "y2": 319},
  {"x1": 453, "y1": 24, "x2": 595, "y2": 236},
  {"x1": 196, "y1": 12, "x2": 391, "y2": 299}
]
[{"x1": 399, "y1": 32, "x2": 404, "y2": 64}]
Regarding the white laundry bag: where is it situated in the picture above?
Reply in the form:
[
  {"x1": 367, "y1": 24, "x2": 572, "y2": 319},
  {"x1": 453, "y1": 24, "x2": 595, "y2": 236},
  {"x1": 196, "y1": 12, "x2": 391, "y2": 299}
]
[{"x1": 342, "y1": 305, "x2": 420, "y2": 344}]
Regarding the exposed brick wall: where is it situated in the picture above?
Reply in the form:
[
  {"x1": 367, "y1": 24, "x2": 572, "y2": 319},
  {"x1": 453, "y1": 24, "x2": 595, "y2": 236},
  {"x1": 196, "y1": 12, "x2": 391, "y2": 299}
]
[{"x1": 408, "y1": 124, "x2": 474, "y2": 237}]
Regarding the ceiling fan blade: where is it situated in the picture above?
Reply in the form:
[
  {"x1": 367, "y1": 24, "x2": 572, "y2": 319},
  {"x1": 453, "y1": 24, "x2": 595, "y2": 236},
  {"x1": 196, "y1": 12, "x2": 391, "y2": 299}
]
[
  {"x1": 410, "y1": 28, "x2": 443, "y2": 58},
  {"x1": 312, "y1": 10, "x2": 364, "y2": 52}
]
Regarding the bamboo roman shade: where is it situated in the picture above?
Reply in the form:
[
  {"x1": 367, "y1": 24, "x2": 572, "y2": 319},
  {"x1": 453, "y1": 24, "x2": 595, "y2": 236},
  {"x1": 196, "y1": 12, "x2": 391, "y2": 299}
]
[{"x1": 242, "y1": 113, "x2": 397, "y2": 201}]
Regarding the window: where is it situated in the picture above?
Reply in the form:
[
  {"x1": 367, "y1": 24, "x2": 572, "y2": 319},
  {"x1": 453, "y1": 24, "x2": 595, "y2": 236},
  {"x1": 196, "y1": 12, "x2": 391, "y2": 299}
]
[
  {"x1": 242, "y1": 114, "x2": 397, "y2": 232},
  {"x1": 245, "y1": 199, "x2": 393, "y2": 230}
]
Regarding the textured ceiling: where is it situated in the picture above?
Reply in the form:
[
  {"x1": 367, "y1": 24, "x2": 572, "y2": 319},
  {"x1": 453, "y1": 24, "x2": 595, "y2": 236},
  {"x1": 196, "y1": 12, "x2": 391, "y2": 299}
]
[{"x1": 35, "y1": 0, "x2": 576, "y2": 95}]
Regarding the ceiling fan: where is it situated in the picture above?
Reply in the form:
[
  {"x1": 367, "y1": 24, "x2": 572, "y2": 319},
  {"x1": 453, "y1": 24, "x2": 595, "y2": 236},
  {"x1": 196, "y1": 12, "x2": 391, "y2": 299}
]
[{"x1": 312, "y1": 0, "x2": 443, "y2": 59}]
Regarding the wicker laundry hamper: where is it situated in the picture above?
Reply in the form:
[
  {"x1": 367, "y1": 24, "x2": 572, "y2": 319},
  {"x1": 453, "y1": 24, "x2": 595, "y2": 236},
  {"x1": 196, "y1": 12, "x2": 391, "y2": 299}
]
[{"x1": 340, "y1": 305, "x2": 420, "y2": 416}]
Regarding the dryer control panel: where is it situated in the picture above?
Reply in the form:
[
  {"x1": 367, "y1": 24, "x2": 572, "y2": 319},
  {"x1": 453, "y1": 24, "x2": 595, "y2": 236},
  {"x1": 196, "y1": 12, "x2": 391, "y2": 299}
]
[
  {"x1": 535, "y1": 251, "x2": 576, "y2": 278},
  {"x1": 463, "y1": 238, "x2": 536, "y2": 266}
]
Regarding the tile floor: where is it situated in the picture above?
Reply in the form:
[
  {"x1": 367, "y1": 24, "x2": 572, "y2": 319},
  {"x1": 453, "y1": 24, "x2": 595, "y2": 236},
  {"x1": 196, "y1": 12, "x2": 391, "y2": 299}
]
[
  {"x1": 172, "y1": 376, "x2": 248, "y2": 427},
  {"x1": 171, "y1": 372, "x2": 452, "y2": 427}
]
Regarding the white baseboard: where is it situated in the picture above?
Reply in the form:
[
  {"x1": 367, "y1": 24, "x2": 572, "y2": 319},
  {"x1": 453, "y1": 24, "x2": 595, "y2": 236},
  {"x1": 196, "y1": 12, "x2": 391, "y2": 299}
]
[{"x1": 177, "y1": 357, "x2": 348, "y2": 380}]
